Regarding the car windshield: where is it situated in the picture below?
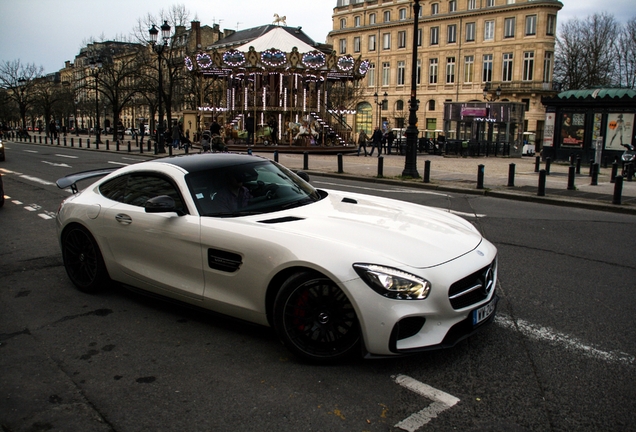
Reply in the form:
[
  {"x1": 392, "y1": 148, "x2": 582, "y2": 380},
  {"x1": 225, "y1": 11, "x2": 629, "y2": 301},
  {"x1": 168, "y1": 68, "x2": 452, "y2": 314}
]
[{"x1": 186, "y1": 160, "x2": 322, "y2": 217}]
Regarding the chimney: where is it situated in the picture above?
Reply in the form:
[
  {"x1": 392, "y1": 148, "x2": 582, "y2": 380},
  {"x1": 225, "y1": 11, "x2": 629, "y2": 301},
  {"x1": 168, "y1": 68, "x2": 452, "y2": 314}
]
[{"x1": 191, "y1": 21, "x2": 201, "y2": 49}]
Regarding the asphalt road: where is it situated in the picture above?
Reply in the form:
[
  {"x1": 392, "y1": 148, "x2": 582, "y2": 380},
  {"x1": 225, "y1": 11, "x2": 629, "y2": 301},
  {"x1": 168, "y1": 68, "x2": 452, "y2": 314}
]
[{"x1": 1, "y1": 141, "x2": 635, "y2": 432}]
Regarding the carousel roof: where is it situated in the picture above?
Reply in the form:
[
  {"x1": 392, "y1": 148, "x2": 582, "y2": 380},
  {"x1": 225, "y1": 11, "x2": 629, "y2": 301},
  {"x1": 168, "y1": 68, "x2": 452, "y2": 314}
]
[
  {"x1": 235, "y1": 26, "x2": 315, "y2": 53},
  {"x1": 207, "y1": 25, "x2": 325, "y2": 52}
]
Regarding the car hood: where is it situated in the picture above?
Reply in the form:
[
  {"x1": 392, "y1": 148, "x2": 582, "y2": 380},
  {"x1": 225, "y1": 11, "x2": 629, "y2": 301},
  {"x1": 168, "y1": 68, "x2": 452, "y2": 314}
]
[{"x1": 259, "y1": 189, "x2": 483, "y2": 268}]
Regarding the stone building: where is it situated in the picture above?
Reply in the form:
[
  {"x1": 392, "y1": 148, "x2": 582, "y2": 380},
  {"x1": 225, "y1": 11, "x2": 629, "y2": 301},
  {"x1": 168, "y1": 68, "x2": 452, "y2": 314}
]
[{"x1": 329, "y1": 0, "x2": 563, "y2": 148}]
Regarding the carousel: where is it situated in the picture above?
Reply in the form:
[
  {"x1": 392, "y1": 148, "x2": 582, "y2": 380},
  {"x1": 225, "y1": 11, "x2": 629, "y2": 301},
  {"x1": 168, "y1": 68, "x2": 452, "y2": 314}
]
[{"x1": 184, "y1": 25, "x2": 369, "y2": 152}]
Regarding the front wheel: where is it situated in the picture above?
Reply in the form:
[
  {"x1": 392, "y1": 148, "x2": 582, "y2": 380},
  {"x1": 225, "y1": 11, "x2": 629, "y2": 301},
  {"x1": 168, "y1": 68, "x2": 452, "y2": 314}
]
[
  {"x1": 273, "y1": 272, "x2": 361, "y2": 363},
  {"x1": 61, "y1": 225, "x2": 110, "y2": 293}
]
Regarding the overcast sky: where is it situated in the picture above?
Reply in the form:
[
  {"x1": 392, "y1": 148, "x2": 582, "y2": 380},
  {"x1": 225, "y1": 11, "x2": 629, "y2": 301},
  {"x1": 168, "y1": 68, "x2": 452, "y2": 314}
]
[{"x1": 0, "y1": 0, "x2": 634, "y2": 75}]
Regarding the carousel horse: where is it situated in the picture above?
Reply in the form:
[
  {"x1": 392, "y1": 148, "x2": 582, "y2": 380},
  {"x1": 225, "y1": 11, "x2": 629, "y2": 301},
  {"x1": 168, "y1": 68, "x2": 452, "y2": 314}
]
[{"x1": 273, "y1": 14, "x2": 287, "y2": 26}]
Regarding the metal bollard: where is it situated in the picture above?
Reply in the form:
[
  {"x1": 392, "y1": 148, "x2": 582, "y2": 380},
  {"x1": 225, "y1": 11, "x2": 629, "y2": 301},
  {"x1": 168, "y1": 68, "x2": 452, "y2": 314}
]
[
  {"x1": 127, "y1": 141, "x2": 131, "y2": 152},
  {"x1": 591, "y1": 163, "x2": 599, "y2": 186},
  {"x1": 545, "y1": 157, "x2": 551, "y2": 175},
  {"x1": 613, "y1": 176, "x2": 623, "y2": 205},
  {"x1": 507, "y1": 163, "x2": 515, "y2": 187},
  {"x1": 337, "y1": 153, "x2": 343, "y2": 173},
  {"x1": 477, "y1": 164, "x2": 485, "y2": 189},
  {"x1": 423, "y1": 160, "x2": 431, "y2": 183},
  {"x1": 611, "y1": 162, "x2": 618, "y2": 183},
  {"x1": 538, "y1": 169, "x2": 547, "y2": 196},
  {"x1": 377, "y1": 156, "x2": 384, "y2": 177},
  {"x1": 274, "y1": 150, "x2": 279, "y2": 162},
  {"x1": 168, "y1": 145, "x2": 173, "y2": 156},
  {"x1": 106, "y1": 140, "x2": 110, "y2": 150},
  {"x1": 535, "y1": 155, "x2": 540, "y2": 173},
  {"x1": 589, "y1": 159, "x2": 594, "y2": 177},
  {"x1": 303, "y1": 152, "x2": 309, "y2": 170},
  {"x1": 116, "y1": 141, "x2": 120, "y2": 151},
  {"x1": 70, "y1": 138, "x2": 73, "y2": 147},
  {"x1": 140, "y1": 142, "x2": 144, "y2": 154},
  {"x1": 576, "y1": 156, "x2": 581, "y2": 174},
  {"x1": 63, "y1": 137, "x2": 66, "y2": 146},
  {"x1": 567, "y1": 166, "x2": 576, "y2": 190}
]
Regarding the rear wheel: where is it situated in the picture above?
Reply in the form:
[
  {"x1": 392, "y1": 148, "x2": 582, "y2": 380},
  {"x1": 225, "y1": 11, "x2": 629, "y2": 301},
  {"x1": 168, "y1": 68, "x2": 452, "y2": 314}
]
[
  {"x1": 273, "y1": 272, "x2": 361, "y2": 363},
  {"x1": 61, "y1": 225, "x2": 109, "y2": 293}
]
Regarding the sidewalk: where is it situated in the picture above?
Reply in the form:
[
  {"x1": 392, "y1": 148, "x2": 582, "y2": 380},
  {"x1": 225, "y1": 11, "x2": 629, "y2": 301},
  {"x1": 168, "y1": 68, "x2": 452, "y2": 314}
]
[{"x1": 7, "y1": 133, "x2": 636, "y2": 214}]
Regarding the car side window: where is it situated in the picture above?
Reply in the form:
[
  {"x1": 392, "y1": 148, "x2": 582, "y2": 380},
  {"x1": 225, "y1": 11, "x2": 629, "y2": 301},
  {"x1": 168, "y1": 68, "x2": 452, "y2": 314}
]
[{"x1": 100, "y1": 173, "x2": 186, "y2": 213}]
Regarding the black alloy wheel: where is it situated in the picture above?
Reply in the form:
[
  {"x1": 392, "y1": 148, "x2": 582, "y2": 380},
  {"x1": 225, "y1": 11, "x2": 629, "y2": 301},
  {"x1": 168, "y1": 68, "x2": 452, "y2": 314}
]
[
  {"x1": 61, "y1": 225, "x2": 109, "y2": 293},
  {"x1": 274, "y1": 272, "x2": 361, "y2": 363}
]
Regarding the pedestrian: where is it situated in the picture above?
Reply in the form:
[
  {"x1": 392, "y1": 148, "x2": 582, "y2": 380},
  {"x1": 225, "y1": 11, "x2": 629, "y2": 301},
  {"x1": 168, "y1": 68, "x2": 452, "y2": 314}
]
[
  {"x1": 140, "y1": 123, "x2": 145, "y2": 144},
  {"x1": 245, "y1": 114, "x2": 255, "y2": 145},
  {"x1": 172, "y1": 124, "x2": 180, "y2": 149},
  {"x1": 49, "y1": 120, "x2": 57, "y2": 141},
  {"x1": 386, "y1": 129, "x2": 395, "y2": 155},
  {"x1": 210, "y1": 118, "x2": 222, "y2": 137},
  {"x1": 369, "y1": 127, "x2": 383, "y2": 156},
  {"x1": 268, "y1": 117, "x2": 278, "y2": 145},
  {"x1": 357, "y1": 129, "x2": 369, "y2": 156}
]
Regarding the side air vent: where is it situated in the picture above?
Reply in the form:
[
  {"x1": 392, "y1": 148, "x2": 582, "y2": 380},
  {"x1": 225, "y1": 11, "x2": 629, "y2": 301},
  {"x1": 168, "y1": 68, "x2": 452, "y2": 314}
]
[
  {"x1": 208, "y1": 248, "x2": 242, "y2": 272},
  {"x1": 258, "y1": 216, "x2": 304, "y2": 224},
  {"x1": 342, "y1": 197, "x2": 358, "y2": 204}
]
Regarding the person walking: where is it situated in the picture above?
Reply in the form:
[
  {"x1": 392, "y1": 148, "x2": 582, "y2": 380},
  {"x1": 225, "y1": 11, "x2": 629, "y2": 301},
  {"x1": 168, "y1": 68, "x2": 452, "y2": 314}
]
[
  {"x1": 369, "y1": 127, "x2": 383, "y2": 157},
  {"x1": 386, "y1": 129, "x2": 395, "y2": 155},
  {"x1": 172, "y1": 123, "x2": 180, "y2": 149},
  {"x1": 357, "y1": 129, "x2": 369, "y2": 156}
]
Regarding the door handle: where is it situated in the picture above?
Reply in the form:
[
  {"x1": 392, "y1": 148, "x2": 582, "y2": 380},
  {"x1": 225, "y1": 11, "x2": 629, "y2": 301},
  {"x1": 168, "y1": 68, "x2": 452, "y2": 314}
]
[{"x1": 115, "y1": 213, "x2": 132, "y2": 225}]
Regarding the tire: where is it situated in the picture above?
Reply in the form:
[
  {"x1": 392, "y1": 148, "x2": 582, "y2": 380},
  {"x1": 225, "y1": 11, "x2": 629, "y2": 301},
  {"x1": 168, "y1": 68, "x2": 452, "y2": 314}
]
[
  {"x1": 61, "y1": 225, "x2": 110, "y2": 293},
  {"x1": 273, "y1": 272, "x2": 361, "y2": 363}
]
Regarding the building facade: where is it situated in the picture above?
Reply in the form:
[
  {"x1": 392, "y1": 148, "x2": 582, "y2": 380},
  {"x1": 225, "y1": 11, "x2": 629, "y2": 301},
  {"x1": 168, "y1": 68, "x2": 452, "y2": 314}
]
[{"x1": 330, "y1": 0, "x2": 562, "y2": 148}]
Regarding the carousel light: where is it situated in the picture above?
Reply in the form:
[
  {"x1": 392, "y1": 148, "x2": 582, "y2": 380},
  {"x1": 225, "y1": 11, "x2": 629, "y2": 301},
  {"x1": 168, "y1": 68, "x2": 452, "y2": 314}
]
[
  {"x1": 196, "y1": 53, "x2": 213, "y2": 69},
  {"x1": 185, "y1": 56, "x2": 194, "y2": 71}
]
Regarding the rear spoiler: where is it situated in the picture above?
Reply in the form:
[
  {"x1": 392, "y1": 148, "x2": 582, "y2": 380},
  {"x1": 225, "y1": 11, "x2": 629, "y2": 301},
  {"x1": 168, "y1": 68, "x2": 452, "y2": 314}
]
[{"x1": 56, "y1": 168, "x2": 118, "y2": 194}]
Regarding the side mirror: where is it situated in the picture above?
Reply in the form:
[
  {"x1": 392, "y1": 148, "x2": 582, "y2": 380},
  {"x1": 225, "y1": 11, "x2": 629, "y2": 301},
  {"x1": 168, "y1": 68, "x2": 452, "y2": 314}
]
[
  {"x1": 145, "y1": 195, "x2": 177, "y2": 213},
  {"x1": 296, "y1": 171, "x2": 310, "y2": 182}
]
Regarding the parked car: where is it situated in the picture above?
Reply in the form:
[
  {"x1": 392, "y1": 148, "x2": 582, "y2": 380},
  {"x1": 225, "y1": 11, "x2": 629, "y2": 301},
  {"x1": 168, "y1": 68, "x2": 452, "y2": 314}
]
[{"x1": 55, "y1": 153, "x2": 498, "y2": 363}]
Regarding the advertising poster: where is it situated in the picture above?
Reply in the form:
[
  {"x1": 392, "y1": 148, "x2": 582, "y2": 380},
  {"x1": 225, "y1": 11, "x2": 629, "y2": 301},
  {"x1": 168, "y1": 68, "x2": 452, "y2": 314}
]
[
  {"x1": 560, "y1": 112, "x2": 585, "y2": 147},
  {"x1": 543, "y1": 112, "x2": 555, "y2": 147},
  {"x1": 605, "y1": 113, "x2": 634, "y2": 150},
  {"x1": 592, "y1": 113, "x2": 603, "y2": 141}
]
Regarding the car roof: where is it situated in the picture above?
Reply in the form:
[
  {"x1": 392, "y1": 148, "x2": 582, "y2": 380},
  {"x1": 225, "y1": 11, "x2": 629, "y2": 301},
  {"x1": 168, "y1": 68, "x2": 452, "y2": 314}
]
[{"x1": 154, "y1": 153, "x2": 267, "y2": 174}]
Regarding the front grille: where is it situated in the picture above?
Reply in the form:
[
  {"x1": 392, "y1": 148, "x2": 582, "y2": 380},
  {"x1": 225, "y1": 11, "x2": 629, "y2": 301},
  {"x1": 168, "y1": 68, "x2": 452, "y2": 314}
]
[{"x1": 448, "y1": 259, "x2": 497, "y2": 310}]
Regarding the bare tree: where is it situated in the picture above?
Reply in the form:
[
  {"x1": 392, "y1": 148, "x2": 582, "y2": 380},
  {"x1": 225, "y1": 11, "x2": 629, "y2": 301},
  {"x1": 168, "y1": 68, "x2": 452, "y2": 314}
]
[
  {"x1": 616, "y1": 18, "x2": 636, "y2": 89},
  {"x1": 555, "y1": 13, "x2": 620, "y2": 90},
  {"x1": 0, "y1": 60, "x2": 44, "y2": 131}
]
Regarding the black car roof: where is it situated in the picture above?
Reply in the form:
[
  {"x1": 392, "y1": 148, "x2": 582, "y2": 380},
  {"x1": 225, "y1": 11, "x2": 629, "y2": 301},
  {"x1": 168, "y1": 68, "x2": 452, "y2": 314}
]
[{"x1": 154, "y1": 153, "x2": 267, "y2": 174}]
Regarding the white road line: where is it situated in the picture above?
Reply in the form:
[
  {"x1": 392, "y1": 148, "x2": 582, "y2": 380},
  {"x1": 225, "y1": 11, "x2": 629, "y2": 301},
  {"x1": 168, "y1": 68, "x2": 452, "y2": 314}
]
[
  {"x1": 11, "y1": 200, "x2": 23, "y2": 205},
  {"x1": 38, "y1": 213, "x2": 54, "y2": 220},
  {"x1": 55, "y1": 154, "x2": 78, "y2": 158},
  {"x1": 108, "y1": 161, "x2": 130, "y2": 166},
  {"x1": 394, "y1": 375, "x2": 460, "y2": 431},
  {"x1": 42, "y1": 161, "x2": 71, "y2": 167},
  {"x1": 23, "y1": 150, "x2": 38, "y2": 153},
  {"x1": 495, "y1": 314, "x2": 635, "y2": 366},
  {"x1": 18, "y1": 175, "x2": 55, "y2": 186}
]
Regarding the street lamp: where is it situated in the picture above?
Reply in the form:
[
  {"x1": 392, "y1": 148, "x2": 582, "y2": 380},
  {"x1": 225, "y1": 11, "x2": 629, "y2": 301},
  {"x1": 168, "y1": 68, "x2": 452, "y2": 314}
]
[
  {"x1": 402, "y1": 0, "x2": 421, "y2": 178},
  {"x1": 149, "y1": 20, "x2": 171, "y2": 154},
  {"x1": 483, "y1": 82, "x2": 502, "y2": 101},
  {"x1": 89, "y1": 57, "x2": 103, "y2": 144},
  {"x1": 373, "y1": 91, "x2": 388, "y2": 129}
]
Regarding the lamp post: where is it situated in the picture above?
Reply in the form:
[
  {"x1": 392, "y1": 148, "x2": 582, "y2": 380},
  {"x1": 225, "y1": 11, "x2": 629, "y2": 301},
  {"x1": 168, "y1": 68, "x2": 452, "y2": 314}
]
[
  {"x1": 89, "y1": 57, "x2": 103, "y2": 144},
  {"x1": 373, "y1": 91, "x2": 388, "y2": 129},
  {"x1": 483, "y1": 82, "x2": 502, "y2": 101},
  {"x1": 402, "y1": 0, "x2": 421, "y2": 178},
  {"x1": 149, "y1": 20, "x2": 171, "y2": 154}
]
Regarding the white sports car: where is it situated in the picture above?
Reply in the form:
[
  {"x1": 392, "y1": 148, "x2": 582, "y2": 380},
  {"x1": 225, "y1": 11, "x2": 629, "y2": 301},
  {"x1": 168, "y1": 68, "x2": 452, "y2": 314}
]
[{"x1": 56, "y1": 153, "x2": 498, "y2": 362}]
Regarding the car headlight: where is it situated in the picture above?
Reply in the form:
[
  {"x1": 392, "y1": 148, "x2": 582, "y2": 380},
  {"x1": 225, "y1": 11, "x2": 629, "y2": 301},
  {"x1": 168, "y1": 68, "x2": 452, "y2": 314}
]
[{"x1": 353, "y1": 263, "x2": 431, "y2": 300}]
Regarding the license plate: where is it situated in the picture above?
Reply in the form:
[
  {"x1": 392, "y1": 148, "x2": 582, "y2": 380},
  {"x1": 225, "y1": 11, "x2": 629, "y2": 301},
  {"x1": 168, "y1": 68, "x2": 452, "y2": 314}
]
[{"x1": 472, "y1": 298, "x2": 496, "y2": 326}]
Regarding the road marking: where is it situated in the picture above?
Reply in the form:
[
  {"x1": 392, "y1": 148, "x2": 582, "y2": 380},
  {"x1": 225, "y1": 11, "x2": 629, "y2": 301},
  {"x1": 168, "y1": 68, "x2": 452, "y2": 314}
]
[
  {"x1": 55, "y1": 154, "x2": 78, "y2": 159},
  {"x1": 393, "y1": 375, "x2": 460, "y2": 431},
  {"x1": 19, "y1": 175, "x2": 55, "y2": 186},
  {"x1": 11, "y1": 200, "x2": 22, "y2": 205},
  {"x1": 38, "y1": 213, "x2": 54, "y2": 220},
  {"x1": 495, "y1": 314, "x2": 635, "y2": 366},
  {"x1": 24, "y1": 150, "x2": 38, "y2": 153},
  {"x1": 42, "y1": 161, "x2": 71, "y2": 167},
  {"x1": 121, "y1": 157, "x2": 145, "y2": 161},
  {"x1": 108, "y1": 161, "x2": 130, "y2": 166}
]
